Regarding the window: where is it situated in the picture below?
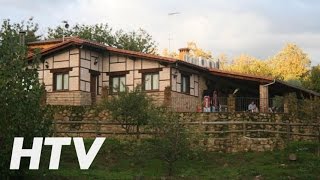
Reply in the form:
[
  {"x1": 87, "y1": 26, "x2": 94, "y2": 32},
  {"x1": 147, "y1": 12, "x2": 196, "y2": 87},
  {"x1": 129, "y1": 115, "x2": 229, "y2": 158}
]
[
  {"x1": 111, "y1": 76, "x2": 126, "y2": 93},
  {"x1": 143, "y1": 73, "x2": 159, "y2": 91},
  {"x1": 181, "y1": 74, "x2": 190, "y2": 94},
  {"x1": 54, "y1": 73, "x2": 69, "y2": 91}
]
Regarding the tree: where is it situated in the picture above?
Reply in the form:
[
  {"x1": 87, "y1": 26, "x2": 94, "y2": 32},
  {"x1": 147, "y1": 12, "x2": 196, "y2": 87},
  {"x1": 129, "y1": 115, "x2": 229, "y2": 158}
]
[
  {"x1": 228, "y1": 54, "x2": 272, "y2": 76},
  {"x1": 47, "y1": 23, "x2": 114, "y2": 45},
  {"x1": 0, "y1": 19, "x2": 51, "y2": 177},
  {"x1": 217, "y1": 53, "x2": 229, "y2": 70},
  {"x1": 149, "y1": 110, "x2": 192, "y2": 176},
  {"x1": 302, "y1": 65, "x2": 320, "y2": 93},
  {"x1": 0, "y1": 18, "x2": 41, "y2": 43},
  {"x1": 162, "y1": 48, "x2": 178, "y2": 58},
  {"x1": 114, "y1": 28, "x2": 157, "y2": 54},
  {"x1": 99, "y1": 86, "x2": 156, "y2": 139},
  {"x1": 187, "y1": 41, "x2": 212, "y2": 59},
  {"x1": 47, "y1": 24, "x2": 158, "y2": 54},
  {"x1": 269, "y1": 43, "x2": 311, "y2": 81}
]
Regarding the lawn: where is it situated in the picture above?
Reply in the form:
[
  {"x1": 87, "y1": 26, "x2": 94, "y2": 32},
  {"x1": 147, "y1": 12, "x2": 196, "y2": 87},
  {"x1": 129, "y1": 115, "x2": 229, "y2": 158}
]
[{"x1": 23, "y1": 139, "x2": 320, "y2": 179}]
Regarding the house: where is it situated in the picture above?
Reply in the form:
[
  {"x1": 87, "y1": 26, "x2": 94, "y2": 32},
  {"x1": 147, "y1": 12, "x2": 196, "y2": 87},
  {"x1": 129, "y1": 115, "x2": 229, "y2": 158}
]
[{"x1": 27, "y1": 37, "x2": 320, "y2": 112}]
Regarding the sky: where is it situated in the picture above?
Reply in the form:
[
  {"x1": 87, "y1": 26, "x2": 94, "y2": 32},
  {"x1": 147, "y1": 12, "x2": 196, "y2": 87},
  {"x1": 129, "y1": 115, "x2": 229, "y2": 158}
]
[{"x1": 1, "y1": 0, "x2": 320, "y2": 65}]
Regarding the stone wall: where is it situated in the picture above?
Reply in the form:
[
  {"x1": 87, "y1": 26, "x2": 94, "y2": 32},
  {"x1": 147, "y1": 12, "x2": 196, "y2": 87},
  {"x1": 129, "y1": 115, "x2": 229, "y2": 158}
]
[
  {"x1": 170, "y1": 91, "x2": 201, "y2": 112},
  {"x1": 53, "y1": 107, "x2": 125, "y2": 137},
  {"x1": 206, "y1": 137, "x2": 285, "y2": 152},
  {"x1": 47, "y1": 91, "x2": 91, "y2": 106},
  {"x1": 53, "y1": 108, "x2": 319, "y2": 152},
  {"x1": 146, "y1": 91, "x2": 165, "y2": 106}
]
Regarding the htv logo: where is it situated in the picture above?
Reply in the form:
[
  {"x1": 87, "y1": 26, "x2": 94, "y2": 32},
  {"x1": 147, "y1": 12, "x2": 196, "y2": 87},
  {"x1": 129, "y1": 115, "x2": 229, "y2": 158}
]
[{"x1": 10, "y1": 137, "x2": 105, "y2": 170}]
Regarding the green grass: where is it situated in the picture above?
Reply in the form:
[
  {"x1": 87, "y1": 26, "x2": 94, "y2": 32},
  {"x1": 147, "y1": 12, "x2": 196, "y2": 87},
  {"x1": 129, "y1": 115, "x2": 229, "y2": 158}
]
[{"x1": 22, "y1": 139, "x2": 320, "y2": 179}]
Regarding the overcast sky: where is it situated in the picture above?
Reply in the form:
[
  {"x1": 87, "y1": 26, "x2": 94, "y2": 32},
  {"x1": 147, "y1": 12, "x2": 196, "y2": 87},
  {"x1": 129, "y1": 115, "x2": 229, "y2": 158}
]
[{"x1": 1, "y1": 0, "x2": 320, "y2": 65}]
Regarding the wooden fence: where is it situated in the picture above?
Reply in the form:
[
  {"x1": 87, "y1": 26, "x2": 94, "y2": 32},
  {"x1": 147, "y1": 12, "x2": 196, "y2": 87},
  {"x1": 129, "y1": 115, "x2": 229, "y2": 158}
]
[{"x1": 53, "y1": 120, "x2": 320, "y2": 141}]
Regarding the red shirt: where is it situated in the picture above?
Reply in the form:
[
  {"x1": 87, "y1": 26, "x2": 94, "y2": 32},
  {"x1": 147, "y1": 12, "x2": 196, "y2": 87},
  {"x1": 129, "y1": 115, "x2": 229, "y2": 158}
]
[{"x1": 203, "y1": 96, "x2": 210, "y2": 108}]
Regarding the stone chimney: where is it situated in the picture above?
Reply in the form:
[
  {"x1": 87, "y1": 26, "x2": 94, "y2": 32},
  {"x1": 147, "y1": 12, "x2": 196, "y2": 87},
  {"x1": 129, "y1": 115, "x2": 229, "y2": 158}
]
[
  {"x1": 178, "y1": 47, "x2": 190, "y2": 60},
  {"x1": 19, "y1": 31, "x2": 26, "y2": 46}
]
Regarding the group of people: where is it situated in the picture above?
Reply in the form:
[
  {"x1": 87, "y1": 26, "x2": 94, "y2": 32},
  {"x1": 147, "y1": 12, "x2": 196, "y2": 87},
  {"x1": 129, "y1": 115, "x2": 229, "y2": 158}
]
[
  {"x1": 202, "y1": 92, "x2": 274, "y2": 113},
  {"x1": 203, "y1": 91, "x2": 219, "y2": 112}
]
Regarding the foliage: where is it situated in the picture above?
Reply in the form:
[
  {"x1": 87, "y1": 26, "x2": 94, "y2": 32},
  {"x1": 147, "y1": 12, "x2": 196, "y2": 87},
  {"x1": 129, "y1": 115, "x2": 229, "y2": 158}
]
[
  {"x1": 217, "y1": 53, "x2": 229, "y2": 70},
  {"x1": 291, "y1": 95, "x2": 320, "y2": 123},
  {"x1": 99, "y1": 86, "x2": 156, "y2": 138},
  {"x1": 0, "y1": 18, "x2": 41, "y2": 43},
  {"x1": 226, "y1": 54, "x2": 272, "y2": 76},
  {"x1": 162, "y1": 48, "x2": 178, "y2": 58},
  {"x1": 47, "y1": 23, "x2": 114, "y2": 45},
  {"x1": 187, "y1": 41, "x2": 212, "y2": 59},
  {"x1": 149, "y1": 110, "x2": 192, "y2": 176},
  {"x1": 47, "y1": 23, "x2": 157, "y2": 54},
  {"x1": 114, "y1": 28, "x2": 157, "y2": 54},
  {"x1": 162, "y1": 41, "x2": 212, "y2": 60},
  {"x1": 271, "y1": 96, "x2": 284, "y2": 112},
  {"x1": 0, "y1": 19, "x2": 51, "y2": 177},
  {"x1": 221, "y1": 43, "x2": 312, "y2": 88},
  {"x1": 269, "y1": 43, "x2": 311, "y2": 81},
  {"x1": 302, "y1": 65, "x2": 320, "y2": 93}
]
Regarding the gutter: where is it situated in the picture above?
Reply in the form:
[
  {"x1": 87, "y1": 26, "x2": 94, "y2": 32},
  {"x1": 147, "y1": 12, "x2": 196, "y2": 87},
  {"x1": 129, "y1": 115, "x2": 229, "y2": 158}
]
[{"x1": 263, "y1": 79, "x2": 276, "y2": 87}]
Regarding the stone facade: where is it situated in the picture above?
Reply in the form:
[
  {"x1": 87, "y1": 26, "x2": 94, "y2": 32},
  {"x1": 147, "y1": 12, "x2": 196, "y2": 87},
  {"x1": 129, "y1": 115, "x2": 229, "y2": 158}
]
[
  {"x1": 146, "y1": 91, "x2": 165, "y2": 106},
  {"x1": 47, "y1": 91, "x2": 92, "y2": 106},
  {"x1": 170, "y1": 91, "x2": 201, "y2": 112}
]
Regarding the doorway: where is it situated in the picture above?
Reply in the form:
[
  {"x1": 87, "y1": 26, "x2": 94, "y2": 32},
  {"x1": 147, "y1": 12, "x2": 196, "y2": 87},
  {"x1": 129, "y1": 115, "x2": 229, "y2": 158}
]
[{"x1": 90, "y1": 70, "x2": 100, "y2": 104}]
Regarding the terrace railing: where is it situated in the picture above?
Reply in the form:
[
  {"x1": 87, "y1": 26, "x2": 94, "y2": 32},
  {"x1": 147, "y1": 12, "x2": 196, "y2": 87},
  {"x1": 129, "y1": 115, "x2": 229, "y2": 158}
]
[{"x1": 170, "y1": 96, "x2": 284, "y2": 113}]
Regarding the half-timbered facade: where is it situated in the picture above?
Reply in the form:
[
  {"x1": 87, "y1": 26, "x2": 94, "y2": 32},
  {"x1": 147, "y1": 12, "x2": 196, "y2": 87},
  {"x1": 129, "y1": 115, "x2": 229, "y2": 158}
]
[{"x1": 28, "y1": 37, "x2": 319, "y2": 112}]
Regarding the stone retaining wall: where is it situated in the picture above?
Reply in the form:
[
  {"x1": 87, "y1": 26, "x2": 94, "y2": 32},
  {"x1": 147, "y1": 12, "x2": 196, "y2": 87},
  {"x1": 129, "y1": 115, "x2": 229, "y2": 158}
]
[{"x1": 53, "y1": 108, "x2": 319, "y2": 152}]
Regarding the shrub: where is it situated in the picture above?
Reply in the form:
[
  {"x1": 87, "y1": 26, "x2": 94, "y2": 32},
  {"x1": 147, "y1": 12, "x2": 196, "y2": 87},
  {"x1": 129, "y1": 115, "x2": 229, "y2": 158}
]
[{"x1": 99, "y1": 85, "x2": 156, "y2": 139}]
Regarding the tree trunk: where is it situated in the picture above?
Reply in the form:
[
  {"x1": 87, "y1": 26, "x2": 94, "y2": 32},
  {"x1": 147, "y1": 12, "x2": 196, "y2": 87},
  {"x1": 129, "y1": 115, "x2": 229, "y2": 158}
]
[
  {"x1": 168, "y1": 162, "x2": 173, "y2": 177},
  {"x1": 136, "y1": 125, "x2": 140, "y2": 139}
]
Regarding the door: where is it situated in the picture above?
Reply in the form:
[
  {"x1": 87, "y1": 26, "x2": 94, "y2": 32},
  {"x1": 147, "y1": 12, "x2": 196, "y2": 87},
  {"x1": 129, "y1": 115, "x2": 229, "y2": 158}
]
[{"x1": 90, "y1": 74, "x2": 97, "y2": 104}]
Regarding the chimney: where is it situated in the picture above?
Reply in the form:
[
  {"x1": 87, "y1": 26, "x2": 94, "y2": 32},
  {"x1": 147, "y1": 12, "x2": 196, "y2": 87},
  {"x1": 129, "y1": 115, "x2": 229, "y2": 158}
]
[
  {"x1": 19, "y1": 31, "x2": 26, "y2": 46},
  {"x1": 178, "y1": 47, "x2": 190, "y2": 60}
]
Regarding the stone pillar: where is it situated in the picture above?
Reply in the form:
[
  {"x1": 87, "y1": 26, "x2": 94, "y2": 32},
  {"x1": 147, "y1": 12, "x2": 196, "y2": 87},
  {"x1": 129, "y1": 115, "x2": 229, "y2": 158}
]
[
  {"x1": 227, "y1": 94, "x2": 235, "y2": 112},
  {"x1": 163, "y1": 86, "x2": 172, "y2": 107},
  {"x1": 259, "y1": 85, "x2": 269, "y2": 113}
]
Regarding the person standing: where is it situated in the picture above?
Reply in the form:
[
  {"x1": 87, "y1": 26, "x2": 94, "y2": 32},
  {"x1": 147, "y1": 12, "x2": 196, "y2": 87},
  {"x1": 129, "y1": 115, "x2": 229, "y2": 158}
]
[
  {"x1": 212, "y1": 91, "x2": 219, "y2": 112},
  {"x1": 203, "y1": 95, "x2": 211, "y2": 112}
]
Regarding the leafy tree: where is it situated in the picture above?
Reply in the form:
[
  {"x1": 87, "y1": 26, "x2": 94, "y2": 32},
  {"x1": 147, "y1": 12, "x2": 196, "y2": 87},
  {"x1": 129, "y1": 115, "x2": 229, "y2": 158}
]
[
  {"x1": 187, "y1": 41, "x2": 212, "y2": 59},
  {"x1": 114, "y1": 28, "x2": 157, "y2": 54},
  {"x1": 269, "y1": 43, "x2": 311, "y2": 81},
  {"x1": 149, "y1": 110, "x2": 192, "y2": 176},
  {"x1": 302, "y1": 65, "x2": 320, "y2": 93},
  {"x1": 47, "y1": 23, "x2": 114, "y2": 45},
  {"x1": 0, "y1": 19, "x2": 51, "y2": 177},
  {"x1": 162, "y1": 48, "x2": 178, "y2": 58},
  {"x1": 99, "y1": 86, "x2": 156, "y2": 138},
  {"x1": 47, "y1": 24, "x2": 158, "y2": 54},
  {"x1": 0, "y1": 18, "x2": 41, "y2": 43},
  {"x1": 217, "y1": 53, "x2": 229, "y2": 70},
  {"x1": 227, "y1": 54, "x2": 272, "y2": 76}
]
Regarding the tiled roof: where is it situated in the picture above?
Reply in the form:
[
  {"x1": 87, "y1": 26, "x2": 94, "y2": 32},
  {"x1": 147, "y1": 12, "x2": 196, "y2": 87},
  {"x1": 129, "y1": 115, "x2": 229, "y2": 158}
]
[
  {"x1": 208, "y1": 68, "x2": 273, "y2": 83},
  {"x1": 27, "y1": 37, "x2": 319, "y2": 96},
  {"x1": 28, "y1": 37, "x2": 177, "y2": 63}
]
